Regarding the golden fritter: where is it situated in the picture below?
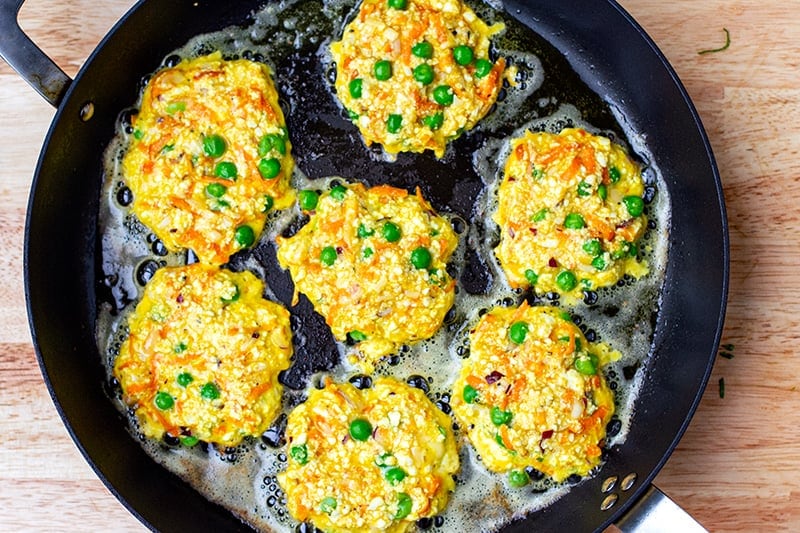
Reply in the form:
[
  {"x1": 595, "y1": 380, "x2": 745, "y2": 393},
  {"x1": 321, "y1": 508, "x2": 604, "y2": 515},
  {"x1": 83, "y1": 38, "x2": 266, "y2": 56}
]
[
  {"x1": 494, "y1": 128, "x2": 649, "y2": 301},
  {"x1": 451, "y1": 302, "x2": 616, "y2": 483},
  {"x1": 122, "y1": 52, "x2": 294, "y2": 265},
  {"x1": 331, "y1": 0, "x2": 506, "y2": 157},
  {"x1": 278, "y1": 378, "x2": 459, "y2": 532},
  {"x1": 276, "y1": 182, "x2": 458, "y2": 371},
  {"x1": 113, "y1": 263, "x2": 292, "y2": 447}
]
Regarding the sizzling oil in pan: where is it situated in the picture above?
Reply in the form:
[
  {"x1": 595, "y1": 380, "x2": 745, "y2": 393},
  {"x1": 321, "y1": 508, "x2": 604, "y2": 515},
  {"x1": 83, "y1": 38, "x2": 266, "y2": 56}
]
[{"x1": 96, "y1": 0, "x2": 670, "y2": 530}]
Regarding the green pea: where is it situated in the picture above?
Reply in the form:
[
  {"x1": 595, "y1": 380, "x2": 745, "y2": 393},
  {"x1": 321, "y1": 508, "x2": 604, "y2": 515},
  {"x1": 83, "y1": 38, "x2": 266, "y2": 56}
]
[
  {"x1": 577, "y1": 181, "x2": 592, "y2": 197},
  {"x1": 214, "y1": 161, "x2": 237, "y2": 180},
  {"x1": 374, "y1": 60, "x2": 393, "y2": 81},
  {"x1": 173, "y1": 342, "x2": 188, "y2": 354},
  {"x1": 410, "y1": 247, "x2": 432, "y2": 269},
  {"x1": 474, "y1": 58, "x2": 493, "y2": 78},
  {"x1": 221, "y1": 284, "x2": 240, "y2": 304},
  {"x1": 290, "y1": 444, "x2": 309, "y2": 465},
  {"x1": 200, "y1": 382, "x2": 220, "y2": 400},
  {"x1": 154, "y1": 391, "x2": 174, "y2": 410},
  {"x1": 263, "y1": 195, "x2": 274, "y2": 213},
  {"x1": 412, "y1": 41, "x2": 434, "y2": 59},
  {"x1": 234, "y1": 225, "x2": 255, "y2": 248},
  {"x1": 592, "y1": 256, "x2": 607, "y2": 271},
  {"x1": 205, "y1": 183, "x2": 227, "y2": 198},
  {"x1": 177, "y1": 372, "x2": 194, "y2": 387},
  {"x1": 463, "y1": 384, "x2": 478, "y2": 404},
  {"x1": 179, "y1": 435, "x2": 199, "y2": 447},
  {"x1": 433, "y1": 85, "x2": 454, "y2": 106},
  {"x1": 258, "y1": 158, "x2": 281, "y2": 179},
  {"x1": 258, "y1": 133, "x2": 286, "y2": 157},
  {"x1": 357, "y1": 223, "x2": 374, "y2": 238},
  {"x1": 509, "y1": 321, "x2": 529, "y2": 344},
  {"x1": 298, "y1": 189, "x2": 319, "y2": 211},
  {"x1": 413, "y1": 63, "x2": 434, "y2": 85},
  {"x1": 347, "y1": 109, "x2": 359, "y2": 121},
  {"x1": 623, "y1": 195, "x2": 644, "y2": 217},
  {"x1": 388, "y1": 0, "x2": 407, "y2": 8},
  {"x1": 629, "y1": 242, "x2": 639, "y2": 257},
  {"x1": 395, "y1": 492, "x2": 412, "y2": 520},
  {"x1": 422, "y1": 112, "x2": 444, "y2": 131},
  {"x1": 556, "y1": 270, "x2": 578, "y2": 291},
  {"x1": 320, "y1": 246, "x2": 337, "y2": 266},
  {"x1": 349, "y1": 330, "x2": 367, "y2": 342},
  {"x1": 387, "y1": 113, "x2": 403, "y2": 133},
  {"x1": 382, "y1": 221, "x2": 401, "y2": 242},
  {"x1": 575, "y1": 353, "x2": 599, "y2": 375},
  {"x1": 582, "y1": 239, "x2": 602, "y2": 257},
  {"x1": 348, "y1": 78, "x2": 363, "y2": 99},
  {"x1": 524, "y1": 269, "x2": 539, "y2": 285},
  {"x1": 330, "y1": 185, "x2": 348, "y2": 200},
  {"x1": 532, "y1": 208, "x2": 548, "y2": 222},
  {"x1": 453, "y1": 45, "x2": 474, "y2": 66},
  {"x1": 597, "y1": 184, "x2": 608, "y2": 201},
  {"x1": 203, "y1": 134, "x2": 226, "y2": 158},
  {"x1": 349, "y1": 418, "x2": 372, "y2": 441},
  {"x1": 532, "y1": 167, "x2": 545, "y2": 179},
  {"x1": 564, "y1": 213, "x2": 586, "y2": 230},
  {"x1": 609, "y1": 166, "x2": 621, "y2": 183},
  {"x1": 363, "y1": 247, "x2": 374, "y2": 258},
  {"x1": 384, "y1": 466, "x2": 406, "y2": 486},
  {"x1": 320, "y1": 496, "x2": 337, "y2": 514},
  {"x1": 490, "y1": 406, "x2": 513, "y2": 426},
  {"x1": 165, "y1": 101, "x2": 186, "y2": 114},
  {"x1": 133, "y1": 129, "x2": 144, "y2": 140},
  {"x1": 508, "y1": 469, "x2": 530, "y2": 488}
]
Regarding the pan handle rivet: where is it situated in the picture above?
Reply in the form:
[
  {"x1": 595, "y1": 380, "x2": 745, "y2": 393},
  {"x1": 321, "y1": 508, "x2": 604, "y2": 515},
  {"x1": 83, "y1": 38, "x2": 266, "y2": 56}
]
[
  {"x1": 600, "y1": 493, "x2": 618, "y2": 511},
  {"x1": 621, "y1": 472, "x2": 637, "y2": 491},
  {"x1": 80, "y1": 101, "x2": 95, "y2": 122},
  {"x1": 601, "y1": 475, "x2": 618, "y2": 493}
]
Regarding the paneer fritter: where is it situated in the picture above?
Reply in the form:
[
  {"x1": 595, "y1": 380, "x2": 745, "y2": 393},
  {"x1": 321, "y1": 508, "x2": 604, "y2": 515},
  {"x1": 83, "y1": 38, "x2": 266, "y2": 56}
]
[
  {"x1": 330, "y1": 0, "x2": 507, "y2": 158},
  {"x1": 451, "y1": 302, "x2": 616, "y2": 483},
  {"x1": 122, "y1": 52, "x2": 294, "y2": 265},
  {"x1": 278, "y1": 378, "x2": 459, "y2": 532},
  {"x1": 276, "y1": 182, "x2": 458, "y2": 371},
  {"x1": 113, "y1": 263, "x2": 292, "y2": 447},
  {"x1": 494, "y1": 128, "x2": 649, "y2": 300}
]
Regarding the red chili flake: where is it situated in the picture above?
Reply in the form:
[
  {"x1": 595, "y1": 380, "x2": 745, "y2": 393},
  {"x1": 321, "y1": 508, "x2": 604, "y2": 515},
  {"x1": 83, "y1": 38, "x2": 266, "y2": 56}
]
[
  {"x1": 529, "y1": 228, "x2": 537, "y2": 235},
  {"x1": 548, "y1": 258, "x2": 558, "y2": 267},
  {"x1": 176, "y1": 294, "x2": 184, "y2": 303},
  {"x1": 252, "y1": 332, "x2": 260, "y2": 339},
  {"x1": 485, "y1": 371, "x2": 504, "y2": 384},
  {"x1": 507, "y1": 177, "x2": 516, "y2": 182},
  {"x1": 539, "y1": 429, "x2": 554, "y2": 452}
]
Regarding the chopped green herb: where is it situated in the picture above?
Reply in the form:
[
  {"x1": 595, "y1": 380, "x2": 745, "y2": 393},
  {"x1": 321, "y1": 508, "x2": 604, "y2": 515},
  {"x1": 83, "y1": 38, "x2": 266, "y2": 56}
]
[{"x1": 698, "y1": 28, "x2": 731, "y2": 55}]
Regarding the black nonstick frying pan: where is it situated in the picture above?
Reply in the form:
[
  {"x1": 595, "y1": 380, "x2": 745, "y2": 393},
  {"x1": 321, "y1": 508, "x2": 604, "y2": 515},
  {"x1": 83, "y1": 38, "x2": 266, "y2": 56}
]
[{"x1": 0, "y1": 0, "x2": 728, "y2": 531}]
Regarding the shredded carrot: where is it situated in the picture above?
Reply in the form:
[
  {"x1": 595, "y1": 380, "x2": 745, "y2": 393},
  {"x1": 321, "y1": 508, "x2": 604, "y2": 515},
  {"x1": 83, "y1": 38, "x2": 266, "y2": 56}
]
[
  {"x1": 500, "y1": 424, "x2": 515, "y2": 451},
  {"x1": 466, "y1": 375, "x2": 483, "y2": 389}
]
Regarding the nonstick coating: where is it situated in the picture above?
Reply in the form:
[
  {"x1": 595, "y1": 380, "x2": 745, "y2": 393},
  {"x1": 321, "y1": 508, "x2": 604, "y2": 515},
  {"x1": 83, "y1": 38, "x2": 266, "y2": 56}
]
[{"x1": 24, "y1": 0, "x2": 727, "y2": 531}]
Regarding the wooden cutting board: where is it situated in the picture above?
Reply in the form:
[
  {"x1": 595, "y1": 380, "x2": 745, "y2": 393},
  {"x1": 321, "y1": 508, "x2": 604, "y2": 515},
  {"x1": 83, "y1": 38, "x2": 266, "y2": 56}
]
[{"x1": 1, "y1": 0, "x2": 798, "y2": 530}]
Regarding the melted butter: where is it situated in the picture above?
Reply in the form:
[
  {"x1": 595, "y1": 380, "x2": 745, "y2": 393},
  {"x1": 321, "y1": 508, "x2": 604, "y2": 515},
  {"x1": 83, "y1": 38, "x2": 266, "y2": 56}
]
[{"x1": 96, "y1": 0, "x2": 670, "y2": 531}]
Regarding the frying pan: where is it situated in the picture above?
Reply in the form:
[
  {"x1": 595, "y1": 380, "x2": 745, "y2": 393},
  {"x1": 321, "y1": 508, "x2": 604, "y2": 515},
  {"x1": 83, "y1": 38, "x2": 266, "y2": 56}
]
[{"x1": 0, "y1": 0, "x2": 728, "y2": 531}]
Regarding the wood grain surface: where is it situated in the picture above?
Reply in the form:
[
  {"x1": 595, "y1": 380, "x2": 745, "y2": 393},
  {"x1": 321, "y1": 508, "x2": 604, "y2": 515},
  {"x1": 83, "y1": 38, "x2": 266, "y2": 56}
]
[{"x1": 1, "y1": 0, "x2": 798, "y2": 531}]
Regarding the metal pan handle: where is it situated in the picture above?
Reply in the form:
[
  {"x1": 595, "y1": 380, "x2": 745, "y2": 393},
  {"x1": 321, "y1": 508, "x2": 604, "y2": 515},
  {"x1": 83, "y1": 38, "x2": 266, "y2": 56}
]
[
  {"x1": 614, "y1": 484, "x2": 707, "y2": 532},
  {"x1": 0, "y1": 0, "x2": 71, "y2": 107}
]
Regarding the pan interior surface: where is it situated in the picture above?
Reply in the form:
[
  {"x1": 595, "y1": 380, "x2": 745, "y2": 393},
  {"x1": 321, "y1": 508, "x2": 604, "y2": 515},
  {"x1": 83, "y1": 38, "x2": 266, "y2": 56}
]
[{"x1": 25, "y1": 0, "x2": 726, "y2": 532}]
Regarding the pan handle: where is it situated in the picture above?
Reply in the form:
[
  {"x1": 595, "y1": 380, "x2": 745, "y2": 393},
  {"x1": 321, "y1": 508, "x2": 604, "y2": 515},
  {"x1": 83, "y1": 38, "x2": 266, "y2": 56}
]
[
  {"x1": 0, "y1": 0, "x2": 71, "y2": 107},
  {"x1": 613, "y1": 484, "x2": 707, "y2": 533}
]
